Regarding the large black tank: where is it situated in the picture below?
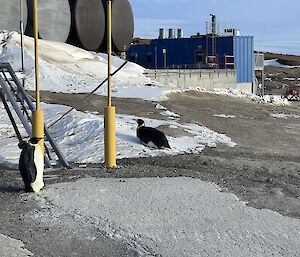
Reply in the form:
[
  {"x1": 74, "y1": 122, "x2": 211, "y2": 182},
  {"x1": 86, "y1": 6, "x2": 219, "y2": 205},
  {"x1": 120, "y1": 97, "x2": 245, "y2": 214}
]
[
  {"x1": 74, "y1": 0, "x2": 105, "y2": 51},
  {"x1": 100, "y1": 0, "x2": 134, "y2": 52},
  {"x1": 111, "y1": 0, "x2": 134, "y2": 52},
  {"x1": 26, "y1": 0, "x2": 71, "y2": 42},
  {"x1": 0, "y1": 0, "x2": 28, "y2": 33}
]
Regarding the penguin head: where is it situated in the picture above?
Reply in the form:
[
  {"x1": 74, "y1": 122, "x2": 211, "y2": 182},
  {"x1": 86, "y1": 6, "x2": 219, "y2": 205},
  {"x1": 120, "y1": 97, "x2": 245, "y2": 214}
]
[
  {"x1": 136, "y1": 119, "x2": 145, "y2": 128},
  {"x1": 29, "y1": 137, "x2": 43, "y2": 145},
  {"x1": 18, "y1": 140, "x2": 28, "y2": 149}
]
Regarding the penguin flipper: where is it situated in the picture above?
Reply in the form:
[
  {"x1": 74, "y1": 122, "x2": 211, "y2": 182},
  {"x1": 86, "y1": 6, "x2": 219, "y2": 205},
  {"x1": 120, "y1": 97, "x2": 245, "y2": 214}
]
[{"x1": 19, "y1": 145, "x2": 34, "y2": 190}]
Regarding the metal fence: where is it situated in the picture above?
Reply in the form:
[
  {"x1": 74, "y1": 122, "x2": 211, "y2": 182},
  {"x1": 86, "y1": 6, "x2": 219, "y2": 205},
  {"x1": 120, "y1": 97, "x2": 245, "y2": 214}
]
[{"x1": 144, "y1": 68, "x2": 236, "y2": 80}]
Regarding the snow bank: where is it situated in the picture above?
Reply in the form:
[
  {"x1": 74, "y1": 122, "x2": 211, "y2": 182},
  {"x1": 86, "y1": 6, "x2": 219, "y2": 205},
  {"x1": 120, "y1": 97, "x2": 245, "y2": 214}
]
[
  {"x1": 0, "y1": 32, "x2": 167, "y2": 100},
  {"x1": 44, "y1": 103, "x2": 235, "y2": 163},
  {"x1": 264, "y1": 59, "x2": 299, "y2": 68},
  {"x1": 262, "y1": 95, "x2": 290, "y2": 105},
  {"x1": 264, "y1": 59, "x2": 289, "y2": 67},
  {"x1": 0, "y1": 102, "x2": 236, "y2": 165}
]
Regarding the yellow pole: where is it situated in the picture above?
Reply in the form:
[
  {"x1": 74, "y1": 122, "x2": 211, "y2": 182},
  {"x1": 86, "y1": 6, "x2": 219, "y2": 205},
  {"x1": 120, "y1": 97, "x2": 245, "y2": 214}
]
[
  {"x1": 104, "y1": 0, "x2": 116, "y2": 168},
  {"x1": 32, "y1": 0, "x2": 44, "y2": 153},
  {"x1": 107, "y1": 0, "x2": 112, "y2": 108},
  {"x1": 33, "y1": 0, "x2": 40, "y2": 110}
]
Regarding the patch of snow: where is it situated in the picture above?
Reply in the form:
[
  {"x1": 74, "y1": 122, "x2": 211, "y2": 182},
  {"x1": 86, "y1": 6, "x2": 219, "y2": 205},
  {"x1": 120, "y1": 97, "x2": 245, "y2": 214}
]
[
  {"x1": 184, "y1": 87, "x2": 262, "y2": 102},
  {"x1": 0, "y1": 102, "x2": 236, "y2": 165},
  {"x1": 264, "y1": 59, "x2": 298, "y2": 68},
  {"x1": 214, "y1": 114, "x2": 236, "y2": 118},
  {"x1": 0, "y1": 234, "x2": 33, "y2": 257},
  {"x1": 263, "y1": 95, "x2": 289, "y2": 105},
  {"x1": 155, "y1": 104, "x2": 167, "y2": 110},
  {"x1": 0, "y1": 105, "x2": 26, "y2": 164},
  {"x1": 271, "y1": 113, "x2": 300, "y2": 119},
  {"x1": 159, "y1": 110, "x2": 180, "y2": 119},
  {"x1": 176, "y1": 87, "x2": 289, "y2": 106},
  {"x1": 156, "y1": 103, "x2": 180, "y2": 120},
  {"x1": 31, "y1": 177, "x2": 300, "y2": 257}
]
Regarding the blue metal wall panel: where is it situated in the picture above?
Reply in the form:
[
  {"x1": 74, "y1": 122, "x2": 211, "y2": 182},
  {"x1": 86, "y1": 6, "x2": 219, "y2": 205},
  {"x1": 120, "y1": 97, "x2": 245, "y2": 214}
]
[
  {"x1": 234, "y1": 36, "x2": 254, "y2": 83},
  {"x1": 127, "y1": 36, "x2": 254, "y2": 84},
  {"x1": 127, "y1": 36, "x2": 235, "y2": 69},
  {"x1": 216, "y1": 36, "x2": 234, "y2": 69},
  {"x1": 126, "y1": 44, "x2": 151, "y2": 67},
  {"x1": 151, "y1": 37, "x2": 207, "y2": 68}
]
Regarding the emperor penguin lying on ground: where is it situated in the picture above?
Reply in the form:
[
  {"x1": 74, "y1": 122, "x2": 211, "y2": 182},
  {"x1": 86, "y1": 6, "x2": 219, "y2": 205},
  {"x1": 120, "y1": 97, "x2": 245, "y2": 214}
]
[
  {"x1": 136, "y1": 119, "x2": 171, "y2": 149},
  {"x1": 18, "y1": 137, "x2": 44, "y2": 193}
]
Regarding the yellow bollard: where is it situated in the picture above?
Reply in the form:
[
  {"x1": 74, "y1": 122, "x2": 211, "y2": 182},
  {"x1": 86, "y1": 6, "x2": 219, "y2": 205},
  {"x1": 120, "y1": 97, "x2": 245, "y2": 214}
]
[
  {"x1": 32, "y1": 110, "x2": 44, "y2": 153},
  {"x1": 104, "y1": 106, "x2": 116, "y2": 168}
]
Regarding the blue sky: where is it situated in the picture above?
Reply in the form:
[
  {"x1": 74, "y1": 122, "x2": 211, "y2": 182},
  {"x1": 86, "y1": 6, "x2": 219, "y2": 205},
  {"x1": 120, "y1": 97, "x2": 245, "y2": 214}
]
[{"x1": 130, "y1": 0, "x2": 300, "y2": 54}]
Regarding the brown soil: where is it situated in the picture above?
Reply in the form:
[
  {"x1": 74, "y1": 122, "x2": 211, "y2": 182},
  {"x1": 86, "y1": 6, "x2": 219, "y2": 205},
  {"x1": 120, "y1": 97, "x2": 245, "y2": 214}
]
[{"x1": 263, "y1": 52, "x2": 300, "y2": 66}]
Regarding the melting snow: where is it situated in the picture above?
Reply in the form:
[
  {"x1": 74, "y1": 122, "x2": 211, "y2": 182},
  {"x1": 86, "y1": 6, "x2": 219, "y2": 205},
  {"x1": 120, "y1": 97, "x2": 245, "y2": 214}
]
[
  {"x1": 0, "y1": 234, "x2": 33, "y2": 257},
  {"x1": 0, "y1": 102, "x2": 236, "y2": 165},
  {"x1": 214, "y1": 114, "x2": 236, "y2": 118},
  {"x1": 271, "y1": 113, "x2": 300, "y2": 119},
  {"x1": 264, "y1": 59, "x2": 299, "y2": 68}
]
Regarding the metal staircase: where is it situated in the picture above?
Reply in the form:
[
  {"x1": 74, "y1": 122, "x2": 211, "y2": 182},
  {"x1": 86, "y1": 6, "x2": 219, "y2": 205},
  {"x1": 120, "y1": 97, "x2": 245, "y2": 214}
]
[{"x1": 0, "y1": 63, "x2": 69, "y2": 168}]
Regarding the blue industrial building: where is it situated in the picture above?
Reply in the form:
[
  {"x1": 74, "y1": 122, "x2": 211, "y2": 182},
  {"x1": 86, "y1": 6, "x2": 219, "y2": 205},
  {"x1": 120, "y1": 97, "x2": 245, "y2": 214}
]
[{"x1": 126, "y1": 34, "x2": 254, "y2": 84}]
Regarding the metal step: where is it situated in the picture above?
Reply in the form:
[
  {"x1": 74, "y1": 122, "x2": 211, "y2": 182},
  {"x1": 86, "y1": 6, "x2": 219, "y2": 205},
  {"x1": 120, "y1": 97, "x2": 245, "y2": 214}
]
[{"x1": 0, "y1": 63, "x2": 70, "y2": 168}]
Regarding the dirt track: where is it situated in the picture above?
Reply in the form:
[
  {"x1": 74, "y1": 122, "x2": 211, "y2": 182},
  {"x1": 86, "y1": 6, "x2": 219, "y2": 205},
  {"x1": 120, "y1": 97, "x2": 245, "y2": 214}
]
[{"x1": 33, "y1": 88, "x2": 300, "y2": 218}]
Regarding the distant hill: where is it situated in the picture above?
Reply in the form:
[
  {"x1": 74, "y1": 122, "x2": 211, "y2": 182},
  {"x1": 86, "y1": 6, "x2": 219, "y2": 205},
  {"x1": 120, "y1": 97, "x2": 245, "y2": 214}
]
[{"x1": 260, "y1": 52, "x2": 300, "y2": 66}]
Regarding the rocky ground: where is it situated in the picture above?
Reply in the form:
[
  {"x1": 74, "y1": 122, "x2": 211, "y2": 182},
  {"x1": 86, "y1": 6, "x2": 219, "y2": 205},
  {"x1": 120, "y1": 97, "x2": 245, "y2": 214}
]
[
  {"x1": 0, "y1": 66, "x2": 300, "y2": 256},
  {"x1": 262, "y1": 54, "x2": 300, "y2": 95}
]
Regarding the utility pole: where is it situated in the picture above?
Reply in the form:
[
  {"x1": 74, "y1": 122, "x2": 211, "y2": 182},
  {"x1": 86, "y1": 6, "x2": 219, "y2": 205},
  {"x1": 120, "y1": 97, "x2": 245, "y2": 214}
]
[
  {"x1": 32, "y1": 0, "x2": 44, "y2": 154},
  {"x1": 104, "y1": 0, "x2": 116, "y2": 168},
  {"x1": 20, "y1": 0, "x2": 25, "y2": 88}
]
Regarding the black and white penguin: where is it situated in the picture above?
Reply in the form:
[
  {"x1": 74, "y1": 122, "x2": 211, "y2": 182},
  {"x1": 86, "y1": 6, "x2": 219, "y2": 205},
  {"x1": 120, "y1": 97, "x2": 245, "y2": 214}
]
[
  {"x1": 18, "y1": 137, "x2": 44, "y2": 193},
  {"x1": 136, "y1": 119, "x2": 171, "y2": 149}
]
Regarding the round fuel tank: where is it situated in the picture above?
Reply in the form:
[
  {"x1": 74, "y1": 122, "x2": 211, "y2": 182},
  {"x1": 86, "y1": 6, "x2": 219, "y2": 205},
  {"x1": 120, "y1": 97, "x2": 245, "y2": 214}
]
[
  {"x1": 111, "y1": 0, "x2": 134, "y2": 52},
  {"x1": 0, "y1": 0, "x2": 28, "y2": 33},
  {"x1": 75, "y1": 0, "x2": 105, "y2": 51},
  {"x1": 27, "y1": 0, "x2": 71, "y2": 42}
]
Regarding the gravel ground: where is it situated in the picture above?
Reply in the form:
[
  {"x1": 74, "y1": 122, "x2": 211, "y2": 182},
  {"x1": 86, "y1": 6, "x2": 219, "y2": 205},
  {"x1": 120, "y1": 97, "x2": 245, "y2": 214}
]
[
  {"x1": 30, "y1": 177, "x2": 300, "y2": 257},
  {"x1": 1, "y1": 67, "x2": 300, "y2": 256},
  {"x1": 263, "y1": 66, "x2": 300, "y2": 95}
]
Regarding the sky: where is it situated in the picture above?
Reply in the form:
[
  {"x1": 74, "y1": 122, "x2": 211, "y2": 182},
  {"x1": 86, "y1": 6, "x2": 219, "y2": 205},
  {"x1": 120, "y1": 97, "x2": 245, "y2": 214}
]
[{"x1": 130, "y1": 0, "x2": 300, "y2": 55}]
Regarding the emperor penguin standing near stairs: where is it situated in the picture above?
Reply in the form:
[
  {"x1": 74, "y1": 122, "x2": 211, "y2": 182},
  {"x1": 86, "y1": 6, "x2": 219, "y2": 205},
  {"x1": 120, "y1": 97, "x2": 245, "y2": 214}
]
[
  {"x1": 136, "y1": 119, "x2": 171, "y2": 149},
  {"x1": 18, "y1": 137, "x2": 44, "y2": 193}
]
